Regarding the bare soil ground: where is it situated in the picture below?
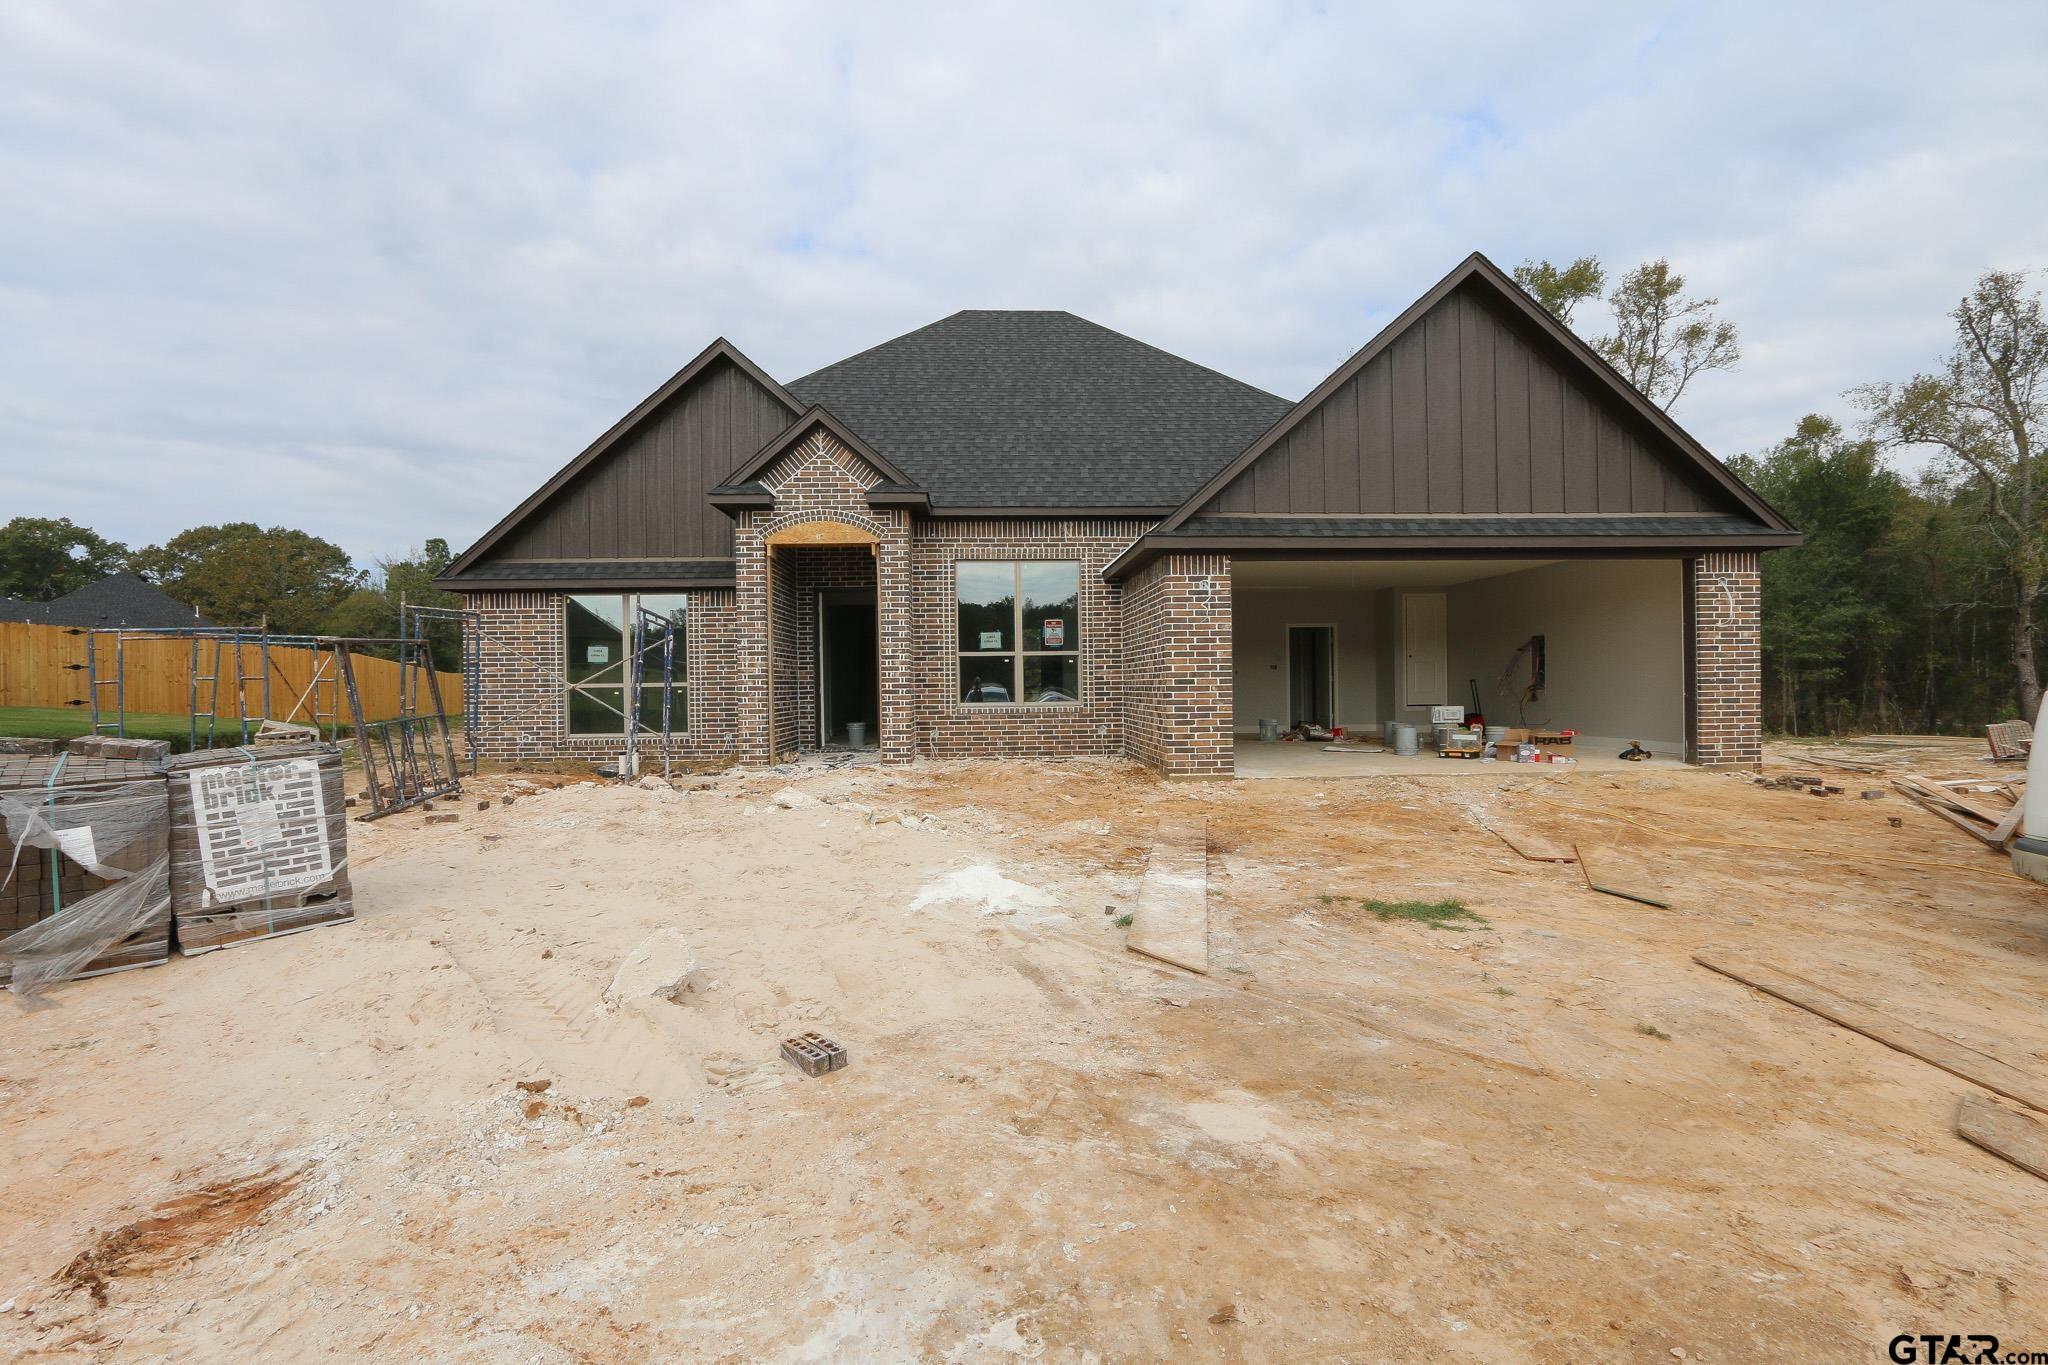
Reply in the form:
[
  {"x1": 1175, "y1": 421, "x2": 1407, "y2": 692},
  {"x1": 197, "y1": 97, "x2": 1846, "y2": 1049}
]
[{"x1": 2, "y1": 739, "x2": 2045, "y2": 1361}]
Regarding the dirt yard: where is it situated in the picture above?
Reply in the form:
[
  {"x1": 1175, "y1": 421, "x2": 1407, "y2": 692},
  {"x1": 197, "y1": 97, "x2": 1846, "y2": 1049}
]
[{"x1": 3, "y1": 740, "x2": 2045, "y2": 1361}]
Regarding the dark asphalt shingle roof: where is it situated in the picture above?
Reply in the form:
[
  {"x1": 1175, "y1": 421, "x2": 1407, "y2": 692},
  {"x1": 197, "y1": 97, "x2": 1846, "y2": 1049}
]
[
  {"x1": 2, "y1": 572, "x2": 213, "y2": 629},
  {"x1": 786, "y1": 311, "x2": 1294, "y2": 509},
  {"x1": 1169, "y1": 515, "x2": 1787, "y2": 539}
]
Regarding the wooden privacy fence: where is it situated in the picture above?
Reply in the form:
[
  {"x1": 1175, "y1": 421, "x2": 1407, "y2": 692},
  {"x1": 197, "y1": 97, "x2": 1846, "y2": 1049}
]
[{"x1": 0, "y1": 621, "x2": 466, "y2": 723}]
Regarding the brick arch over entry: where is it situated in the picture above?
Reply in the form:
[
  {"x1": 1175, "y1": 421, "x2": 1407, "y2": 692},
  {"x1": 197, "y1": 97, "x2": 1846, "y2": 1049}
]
[{"x1": 764, "y1": 519, "x2": 882, "y2": 549}]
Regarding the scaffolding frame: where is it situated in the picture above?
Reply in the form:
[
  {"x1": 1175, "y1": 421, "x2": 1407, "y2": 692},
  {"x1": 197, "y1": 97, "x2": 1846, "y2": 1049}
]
[
  {"x1": 399, "y1": 601, "x2": 481, "y2": 775},
  {"x1": 624, "y1": 603, "x2": 682, "y2": 780},
  {"x1": 86, "y1": 624, "x2": 345, "y2": 750},
  {"x1": 82, "y1": 625, "x2": 462, "y2": 818},
  {"x1": 338, "y1": 638, "x2": 462, "y2": 819}
]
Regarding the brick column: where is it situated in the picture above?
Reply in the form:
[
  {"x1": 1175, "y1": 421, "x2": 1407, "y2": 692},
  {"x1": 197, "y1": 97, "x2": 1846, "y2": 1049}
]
[
  {"x1": 1121, "y1": 553, "x2": 1232, "y2": 778},
  {"x1": 876, "y1": 511, "x2": 915, "y2": 765},
  {"x1": 1688, "y1": 550, "x2": 1762, "y2": 768},
  {"x1": 732, "y1": 511, "x2": 774, "y2": 765}
]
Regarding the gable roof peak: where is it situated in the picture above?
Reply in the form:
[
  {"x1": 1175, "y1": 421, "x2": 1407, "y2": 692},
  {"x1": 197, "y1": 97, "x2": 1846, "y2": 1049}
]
[{"x1": 1149, "y1": 250, "x2": 1792, "y2": 534}]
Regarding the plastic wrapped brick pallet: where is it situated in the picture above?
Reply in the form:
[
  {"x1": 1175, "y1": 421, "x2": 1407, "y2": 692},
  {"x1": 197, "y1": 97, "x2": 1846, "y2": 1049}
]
[
  {"x1": 0, "y1": 753, "x2": 173, "y2": 996},
  {"x1": 159, "y1": 742, "x2": 354, "y2": 955}
]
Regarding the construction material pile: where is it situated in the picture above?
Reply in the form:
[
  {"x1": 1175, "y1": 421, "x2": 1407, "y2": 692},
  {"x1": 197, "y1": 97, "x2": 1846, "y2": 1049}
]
[
  {"x1": 0, "y1": 752, "x2": 173, "y2": 995},
  {"x1": 160, "y1": 742, "x2": 353, "y2": 955},
  {"x1": 1893, "y1": 773, "x2": 2023, "y2": 852}
]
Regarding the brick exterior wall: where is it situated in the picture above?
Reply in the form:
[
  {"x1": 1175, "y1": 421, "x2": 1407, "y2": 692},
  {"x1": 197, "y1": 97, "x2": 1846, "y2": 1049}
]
[
  {"x1": 1121, "y1": 553, "x2": 1233, "y2": 778},
  {"x1": 465, "y1": 587, "x2": 740, "y2": 766},
  {"x1": 1687, "y1": 550, "x2": 1762, "y2": 768},
  {"x1": 733, "y1": 431, "x2": 910, "y2": 764},
  {"x1": 909, "y1": 519, "x2": 1148, "y2": 761}
]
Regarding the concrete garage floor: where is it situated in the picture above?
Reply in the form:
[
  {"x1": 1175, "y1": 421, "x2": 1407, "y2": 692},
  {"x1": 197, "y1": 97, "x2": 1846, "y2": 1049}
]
[{"x1": 1233, "y1": 733, "x2": 1686, "y2": 778}]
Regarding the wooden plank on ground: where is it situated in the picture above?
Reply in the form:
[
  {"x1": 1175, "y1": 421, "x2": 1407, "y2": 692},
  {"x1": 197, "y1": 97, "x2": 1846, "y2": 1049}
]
[
  {"x1": 1574, "y1": 842, "x2": 1669, "y2": 907},
  {"x1": 1694, "y1": 953, "x2": 2048, "y2": 1114},
  {"x1": 1487, "y1": 824, "x2": 1576, "y2": 863},
  {"x1": 1957, "y1": 1093, "x2": 2048, "y2": 1181},
  {"x1": 1127, "y1": 817, "x2": 1208, "y2": 974}
]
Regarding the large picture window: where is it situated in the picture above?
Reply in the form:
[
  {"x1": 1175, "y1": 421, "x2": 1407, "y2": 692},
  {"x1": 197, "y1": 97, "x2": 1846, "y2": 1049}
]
[
  {"x1": 956, "y1": 561, "x2": 1080, "y2": 705},
  {"x1": 565, "y1": 593, "x2": 688, "y2": 736}
]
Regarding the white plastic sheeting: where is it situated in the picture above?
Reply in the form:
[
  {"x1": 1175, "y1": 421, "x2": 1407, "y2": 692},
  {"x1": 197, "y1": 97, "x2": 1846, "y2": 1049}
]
[{"x1": 0, "y1": 778, "x2": 171, "y2": 999}]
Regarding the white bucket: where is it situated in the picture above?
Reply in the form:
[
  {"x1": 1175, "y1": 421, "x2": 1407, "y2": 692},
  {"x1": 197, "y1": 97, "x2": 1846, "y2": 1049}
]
[
  {"x1": 1258, "y1": 718, "x2": 1280, "y2": 742},
  {"x1": 1391, "y1": 724, "x2": 1419, "y2": 756},
  {"x1": 847, "y1": 721, "x2": 868, "y2": 748}
]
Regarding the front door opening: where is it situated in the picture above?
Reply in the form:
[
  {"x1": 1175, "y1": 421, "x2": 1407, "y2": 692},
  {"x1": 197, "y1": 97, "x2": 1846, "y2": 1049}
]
[
  {"x1": 1288, "y1": 625, "x2": 1333, "y2": 729},
  {"x1": 819, "y1": 590, "x2": 878, "y2": 747}
]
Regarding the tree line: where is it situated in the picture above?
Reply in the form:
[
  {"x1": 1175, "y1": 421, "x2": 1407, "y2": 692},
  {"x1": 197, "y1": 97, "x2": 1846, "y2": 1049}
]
[
  {"x1": 1516, "y1": 256, "x2": 2044, "y2": 735},
  {"x1": 0, "y1": 518, "x2": 464, "y2": 667}
]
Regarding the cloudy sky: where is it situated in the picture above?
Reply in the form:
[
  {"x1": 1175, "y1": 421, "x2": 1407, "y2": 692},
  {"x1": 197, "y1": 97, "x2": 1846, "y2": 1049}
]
[{"x1": 4, "y1": 2, "x2": 2045, "y2": 567}]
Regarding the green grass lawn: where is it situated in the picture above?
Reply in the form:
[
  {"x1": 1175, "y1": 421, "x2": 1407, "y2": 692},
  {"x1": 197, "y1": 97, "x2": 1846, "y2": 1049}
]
[{"x1": 0, "y1": 705, "x2": 350, "y2": 752}]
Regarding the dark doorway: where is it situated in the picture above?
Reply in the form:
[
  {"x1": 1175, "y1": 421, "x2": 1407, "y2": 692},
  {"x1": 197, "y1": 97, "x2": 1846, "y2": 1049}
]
[
  {"x1": 1288, "y1": 625, "x2": 1333, "y2": 729},
  {"x1": 819, "y1": 591, "x2": 878, "y2": 747}
]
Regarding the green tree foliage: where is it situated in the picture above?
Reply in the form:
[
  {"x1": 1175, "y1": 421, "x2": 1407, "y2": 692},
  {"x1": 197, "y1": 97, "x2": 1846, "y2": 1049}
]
[
  {"x1": 130, "y1": 523, "x2": 365, "y2": 634},
  {"x1": 1513, "y1": 255, "x2": 1740, "y2": 410},
  {"x1": 1512, "y1": 257, "x2": 1604, "y2": 324},
  {"x1": 1858, "y1": 269, "x2": 2048, "y2": 719},
  {"x1": 321, "y1": 539, "x2": 464, "y2": 667},
  {"x1": 1731, "y1": 418, "x2": 1909, "y2": 734},
  {"x1": 0, "y1": 516, "x2": 130, "y2": 600},
  {"x1": 1593, "y1": 261, "x2": 1740, "y2": 411}
]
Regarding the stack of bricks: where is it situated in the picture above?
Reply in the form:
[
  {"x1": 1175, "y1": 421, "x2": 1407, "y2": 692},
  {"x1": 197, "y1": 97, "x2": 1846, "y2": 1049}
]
[
  {"x1": 1688, "y1": 551, "x2": 1763, "y2": 769},
  {"x1": 0, "y1": 752, "x2": 172, "y2": 981},
  {"x1": 161, "y1": 741, "x2": 355, "y2": 955},
  {"x1": 66, "y1": 736, "x2": 173, "y2": 762}
]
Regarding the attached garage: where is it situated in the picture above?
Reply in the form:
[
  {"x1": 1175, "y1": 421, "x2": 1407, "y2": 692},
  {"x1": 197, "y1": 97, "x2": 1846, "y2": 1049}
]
[
  {"x1": 1104, "y1": 253, "x2": 1800, "y2": 776},
  {"x1": 1229, "y1": 556, "x2": 1687, "y2": 770}
]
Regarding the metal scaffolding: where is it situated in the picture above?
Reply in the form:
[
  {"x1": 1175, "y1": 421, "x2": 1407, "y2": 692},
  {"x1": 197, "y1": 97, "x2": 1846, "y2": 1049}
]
[
  {"x1": 86, "y1": 624, "x2": 343, "y2": 750},
  {"x1": 399, "y1": 601, "x2": 481, "y2": 776},
  {"x1": 624, "y1": 602, "x2": 682, "y2": 780},
  {"x1": 81, "y1": 624, "x2": 463, "y2": 820}
]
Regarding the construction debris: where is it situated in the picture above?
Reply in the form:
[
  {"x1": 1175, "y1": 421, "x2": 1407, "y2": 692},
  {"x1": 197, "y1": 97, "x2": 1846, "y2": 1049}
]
[
  {"x1": 1956, "y1": 1093, "x2": 2048, "y2": 1182},
  {"x1": 1574, "y1": 842, "x2": 1670, "y2": 908},
  {"x1": 1893, "y1": 774, "x2": 2023, "y2": 851},
  {"x1": 1695, "y1": 953, "x2": 2048, "y2": 1114},
  {"x1": 1126, "y1": 817, "x2": 1209, "y2": 973},
  {"x1": 1485, "y1": 824, "x2": 1576, "y2": 863},
  {"x1": 781, "y1": 1032, "x2": 848, "y2": 1077},
  {"x1": 1985, "y1": 719, "x2": 2032, "y2": 763}
]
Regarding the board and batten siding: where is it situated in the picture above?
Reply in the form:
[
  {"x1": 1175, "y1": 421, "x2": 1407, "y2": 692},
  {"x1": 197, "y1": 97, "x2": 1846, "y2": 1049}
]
[
  {"x1": 482, "y1": 359, "x2": 797, "y2": 564},
  {"x1": 1201, "y1": 283, "x2": 1729, "y2": 518}
]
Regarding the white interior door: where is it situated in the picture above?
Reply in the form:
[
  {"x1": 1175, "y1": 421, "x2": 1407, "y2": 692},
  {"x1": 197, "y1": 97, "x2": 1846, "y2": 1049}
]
[{"x1": 1402, "y1": 592, "x2": 1447, "y2": 707}]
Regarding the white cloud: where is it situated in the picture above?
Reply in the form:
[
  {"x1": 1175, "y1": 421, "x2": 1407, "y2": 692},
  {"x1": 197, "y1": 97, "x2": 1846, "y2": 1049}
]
[{"x1": 1, "y1": 0, "x2": 2044, "y2": 561}]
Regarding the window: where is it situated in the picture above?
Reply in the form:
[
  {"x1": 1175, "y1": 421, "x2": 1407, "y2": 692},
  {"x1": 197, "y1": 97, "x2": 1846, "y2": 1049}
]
[
  {"x1": 565, "y1": 593, "x2": 688, "y2": 736},
  {"x1": 956, "y1": 561, "x2": 1080, "y2": 705}
]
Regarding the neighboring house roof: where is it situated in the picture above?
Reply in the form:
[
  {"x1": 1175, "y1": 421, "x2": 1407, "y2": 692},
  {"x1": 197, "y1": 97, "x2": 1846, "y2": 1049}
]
[
  {"x1": 786, "y1": 310, "x2": 1294, "y2": 511},
  {"x1": 5, "y1": 572, "x2": 213, "y2": 629}
]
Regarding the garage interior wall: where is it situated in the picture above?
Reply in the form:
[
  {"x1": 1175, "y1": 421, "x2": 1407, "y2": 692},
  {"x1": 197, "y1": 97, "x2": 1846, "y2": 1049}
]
[
  {"x1": 1230, "y1": 587, "x2": 1379, "y2": 733},
  {"x1": 1445, "y1": 559, "x2": 1684, "y2": 754}
]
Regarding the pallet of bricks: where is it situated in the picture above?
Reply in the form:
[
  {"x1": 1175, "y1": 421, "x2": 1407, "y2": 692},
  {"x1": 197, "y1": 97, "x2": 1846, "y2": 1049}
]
[
  {"x1": 0, "y1": 744, "x2": 174, "y2": 995},
  {"x1": 161, "y1": 738, "x2": 354, "y2": 954}
]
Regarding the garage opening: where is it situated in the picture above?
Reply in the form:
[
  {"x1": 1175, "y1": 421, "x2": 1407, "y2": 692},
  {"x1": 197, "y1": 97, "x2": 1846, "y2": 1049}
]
[{"x1": 1230, "y1": 557, "x2": 1687, "y2": 777}]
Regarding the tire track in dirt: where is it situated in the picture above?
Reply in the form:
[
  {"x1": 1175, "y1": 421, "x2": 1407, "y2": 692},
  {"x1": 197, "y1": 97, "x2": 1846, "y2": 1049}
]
[{"x1": 440, "y1": 937, "x2": 692, "y2": 1102}]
